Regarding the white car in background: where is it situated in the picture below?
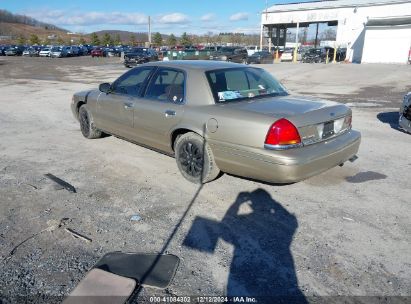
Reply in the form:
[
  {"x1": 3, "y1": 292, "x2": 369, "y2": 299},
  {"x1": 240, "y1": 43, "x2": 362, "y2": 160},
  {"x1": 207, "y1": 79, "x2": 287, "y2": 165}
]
[
  {"x1": 246, "y1": 45, "x2": 259, "y2": 56},
  {"x1": 39, "y1": 48, "x2": 51, "y2": 57},
  {"x1": 281, "y1": 48, "x2": 294, "y2": 61},
  {"x1": 50, "y1": 46, "x2": 68, "y2": 58}
]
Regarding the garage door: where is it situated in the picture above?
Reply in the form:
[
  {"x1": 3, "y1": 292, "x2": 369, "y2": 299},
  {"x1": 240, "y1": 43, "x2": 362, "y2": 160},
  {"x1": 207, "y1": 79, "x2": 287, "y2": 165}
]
[{"x1": 362, "y1": 25, "x2": 411, "y2": 64}]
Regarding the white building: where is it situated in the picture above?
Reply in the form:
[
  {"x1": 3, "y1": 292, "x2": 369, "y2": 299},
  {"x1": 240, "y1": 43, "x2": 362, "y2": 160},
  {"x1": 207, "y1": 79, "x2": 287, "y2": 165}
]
[{"x1": 260, "y1": 0, "x2": 411, "y2": 64}]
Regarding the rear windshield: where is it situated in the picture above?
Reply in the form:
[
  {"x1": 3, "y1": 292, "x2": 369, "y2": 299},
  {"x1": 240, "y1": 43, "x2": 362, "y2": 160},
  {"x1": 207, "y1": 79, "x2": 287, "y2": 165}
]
[{"x1": 206, "y1": 67, "x2": 288, "y2": 103}]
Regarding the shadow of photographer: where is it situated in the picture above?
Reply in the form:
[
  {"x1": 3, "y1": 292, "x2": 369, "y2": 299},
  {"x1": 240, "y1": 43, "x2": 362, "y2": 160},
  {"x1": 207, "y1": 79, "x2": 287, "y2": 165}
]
[{"x1": 183, "y1": 188, "x2": 306, "y2": 302}]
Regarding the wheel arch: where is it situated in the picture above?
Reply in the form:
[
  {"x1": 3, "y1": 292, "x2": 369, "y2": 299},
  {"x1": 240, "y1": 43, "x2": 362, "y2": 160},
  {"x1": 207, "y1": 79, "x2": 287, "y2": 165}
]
[
  {"x1": 74, "y1": 91, "x2": 92, "y2": 119},
  {"x1": 170, "y1": 127, "x2": 204, "y2": 152}
]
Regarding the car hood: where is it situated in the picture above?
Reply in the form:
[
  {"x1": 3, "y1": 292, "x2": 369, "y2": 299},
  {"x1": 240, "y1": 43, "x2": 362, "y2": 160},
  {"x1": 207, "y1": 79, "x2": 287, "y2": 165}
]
[{"x1": 221, "y1": 95, "x2": 349, "y2": 127}]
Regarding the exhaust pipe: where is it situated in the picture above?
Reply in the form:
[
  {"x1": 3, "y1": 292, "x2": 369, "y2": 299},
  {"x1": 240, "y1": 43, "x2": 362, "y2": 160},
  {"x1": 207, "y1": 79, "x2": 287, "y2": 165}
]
[{"x1": 349, "y1": 155, "x2": 358, "y2": 163}]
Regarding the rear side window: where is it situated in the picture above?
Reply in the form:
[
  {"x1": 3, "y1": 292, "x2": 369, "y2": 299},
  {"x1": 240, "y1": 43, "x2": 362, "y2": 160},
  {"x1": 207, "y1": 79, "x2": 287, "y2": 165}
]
[
  {"x1": 206, "y1": 67, "x2": 288, "y2": 103},
  {"x1": 144, "y1": 68, "x2": 185, "y2": 103}
]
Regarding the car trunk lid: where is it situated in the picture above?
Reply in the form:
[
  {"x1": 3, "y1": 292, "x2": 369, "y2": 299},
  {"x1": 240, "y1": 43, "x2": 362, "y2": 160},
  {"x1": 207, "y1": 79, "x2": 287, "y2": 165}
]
[{"x1": 221, "y1": 95, "x2": 352, "y2": 145}]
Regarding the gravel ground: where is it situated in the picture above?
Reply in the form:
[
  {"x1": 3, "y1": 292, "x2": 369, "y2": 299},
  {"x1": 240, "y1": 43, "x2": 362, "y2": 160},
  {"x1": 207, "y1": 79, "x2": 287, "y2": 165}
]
[{"x1": 0, "y1": 56, "x2": 410, "y2": 303}]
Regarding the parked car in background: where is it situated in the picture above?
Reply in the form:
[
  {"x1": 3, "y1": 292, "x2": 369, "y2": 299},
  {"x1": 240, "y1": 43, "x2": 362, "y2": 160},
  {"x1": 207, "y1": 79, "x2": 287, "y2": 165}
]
[
  {"x1": 71, "y1": 61, "x2": 360, "y2": 184},
  {"x1": 5, "y1": 46, "x2": 25, "y2": 56},
  {"x1": 22, "y1": 47, "x2": 39, "y2": 57},
  {"x1": 0, "y1": 45, "x2": 7, "y2": 56},
  {"x1": 123, "y1": 48, "x2": 158, "y2": 67},
  {"x1": 399, "y1": 92, "x2": 411, "y2": 133},
  {"x1": 336, "y1": 48, "x2": 347, "y2": 61},
  {"x1": 302, "y1": 48, "x2": 324, "y2": 63},
  {"x1": 50, "y1": 46, "x2": 68, "y2": 58},
  {"x1": 67, "y1": 46, "x2": 80, "y2": 57},
  {"x1": 302, "y1": 47, "x2": 346, "y2": 63},
  {"x1": 246, "y1": 45, "x2": 259, "y2": 56},
  {"x1": 281, "y1": 48, "x2": 294, "y2": 61},
  {"x1": 106, "y1": 47, "x2": 121, "y2": 57},
  {"x1": 247, "y1": 51, "x2": 273, "y2": 64},
  {"x1": 78, "y1": 45, "x2": 89, "y2": 56},
  {"x1": 210, "y1": 47, "x2": 248, "y2": 64},
  {"x1": 39, "y1": 47, "x2": 51, "y2": 57},
  {"x1": 91, "y1": 47, "x2": 105, "y2": 57}
]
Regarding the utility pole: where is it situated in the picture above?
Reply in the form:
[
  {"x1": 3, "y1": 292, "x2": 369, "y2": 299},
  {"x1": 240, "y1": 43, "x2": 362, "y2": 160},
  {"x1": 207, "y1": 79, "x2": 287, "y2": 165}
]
[
  {"x1": 260, "y1": 0, "x2": 268, "y2": 51},
  {"x1": 314, "y1": 22, "x2": 319, "y2": 48},
  {"x1": 148, "y1": 16, "x2": 152, "y2": 46}
]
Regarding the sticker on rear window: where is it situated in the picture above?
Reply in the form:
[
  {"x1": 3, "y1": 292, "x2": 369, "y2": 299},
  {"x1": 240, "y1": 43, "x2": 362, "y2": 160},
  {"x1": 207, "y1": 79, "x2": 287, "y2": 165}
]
[{"x1": 218, "y1": 91, "x2": 243, "y2": 101}]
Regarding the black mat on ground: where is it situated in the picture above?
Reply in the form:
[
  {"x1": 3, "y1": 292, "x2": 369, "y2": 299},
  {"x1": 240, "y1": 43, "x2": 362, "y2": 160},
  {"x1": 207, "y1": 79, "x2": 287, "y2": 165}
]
[{"x1": 93, "y1": 252, "x2": 179, "y2": 289}]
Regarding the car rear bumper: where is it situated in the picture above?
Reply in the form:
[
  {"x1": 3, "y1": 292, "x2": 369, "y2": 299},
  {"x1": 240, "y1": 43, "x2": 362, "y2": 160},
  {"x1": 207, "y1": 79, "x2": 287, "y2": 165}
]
[{"x1": 211, "y1": 129, "x2": 361, "y2": 184}]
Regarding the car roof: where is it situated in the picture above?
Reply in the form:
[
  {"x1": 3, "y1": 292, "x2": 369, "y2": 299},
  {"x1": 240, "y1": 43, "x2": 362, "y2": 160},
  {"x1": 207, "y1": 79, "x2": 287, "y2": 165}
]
[{"x1": 143, "y1": 60, "x2": 250, "y2": 71}]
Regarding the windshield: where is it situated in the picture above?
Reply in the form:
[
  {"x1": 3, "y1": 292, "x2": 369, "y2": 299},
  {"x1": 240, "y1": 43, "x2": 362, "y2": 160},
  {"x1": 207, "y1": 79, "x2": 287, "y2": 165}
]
[
  {"x1": 51, "y1": 47, "x2": 60, "y2": 51},
  {"x1": 206, "y1": 67, "x2": 288, "y2": 103},
  {"x1": 218, "y1": 47, "x2": 235, "y2": 53},
  {"x1": 308, "y1": 49, "x2": 321, "y2": 54},
  {"x1": 130, "y1": 48, "x2": 148, "y2": 54}
]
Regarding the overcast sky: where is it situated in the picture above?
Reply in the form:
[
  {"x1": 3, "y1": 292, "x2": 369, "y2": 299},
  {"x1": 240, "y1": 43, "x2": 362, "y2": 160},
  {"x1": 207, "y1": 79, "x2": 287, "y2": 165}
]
[{"x1": 2, "y1": 0, "x2": 313, "y2": 35}]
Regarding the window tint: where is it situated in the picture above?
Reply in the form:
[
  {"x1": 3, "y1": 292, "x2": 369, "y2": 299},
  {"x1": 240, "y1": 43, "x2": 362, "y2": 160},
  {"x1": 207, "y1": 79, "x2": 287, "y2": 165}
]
[
  {"x1": 112, "y1": 67, "x2": 153, "y2": 96},
  {"x1": 206, "y1": 67, "x2": 288, "y2": 103},
  {"x1": 145, "y1": 68, "x2": 185, "y2": 103}
]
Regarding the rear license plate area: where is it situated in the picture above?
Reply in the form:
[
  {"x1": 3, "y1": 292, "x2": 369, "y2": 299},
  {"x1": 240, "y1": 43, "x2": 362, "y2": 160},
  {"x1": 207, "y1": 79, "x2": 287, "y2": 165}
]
[{"x1": 322, "y1": 121, "x2": 335, "y2": 139}]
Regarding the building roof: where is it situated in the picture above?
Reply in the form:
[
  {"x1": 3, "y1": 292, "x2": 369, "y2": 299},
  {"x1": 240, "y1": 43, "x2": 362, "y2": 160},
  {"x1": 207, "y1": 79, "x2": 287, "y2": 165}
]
[
  {"x1": 366, "y1": 15, "x2": 411, "y2": 26},
  {"x1": 266, "y1": 0, "x2": 410, "y2": 13}
]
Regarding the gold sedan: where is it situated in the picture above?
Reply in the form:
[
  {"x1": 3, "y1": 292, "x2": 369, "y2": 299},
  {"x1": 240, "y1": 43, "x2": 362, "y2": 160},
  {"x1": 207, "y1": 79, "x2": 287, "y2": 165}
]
[{"x1": 71, "y1": 61, "x2": 360, "y2": 184}]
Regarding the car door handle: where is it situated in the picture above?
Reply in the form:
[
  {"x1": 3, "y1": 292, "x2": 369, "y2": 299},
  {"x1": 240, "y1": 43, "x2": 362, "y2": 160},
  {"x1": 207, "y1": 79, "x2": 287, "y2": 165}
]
[
  {"x1": 124, "y1": 102, "x2": 134, "y2": 109},
  {"x1": 164, "y1": 110, "x2": 176, "y2": 117}
]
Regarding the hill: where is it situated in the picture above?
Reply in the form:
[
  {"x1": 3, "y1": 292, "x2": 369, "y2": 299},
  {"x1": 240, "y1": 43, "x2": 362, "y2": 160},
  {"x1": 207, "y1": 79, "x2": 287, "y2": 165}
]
[
  {"x1": 0, "y1": 9, "x2": 66, "y2": 31},
  {"x1": 0, "y1": 9, "x2": 76, "y2": 44},
  {"x1": 0, "y1": 22, "x2": 84, "y2": 44},
  {"x1": 92, "y1": 30, "x2": 147, "y2": 43}
]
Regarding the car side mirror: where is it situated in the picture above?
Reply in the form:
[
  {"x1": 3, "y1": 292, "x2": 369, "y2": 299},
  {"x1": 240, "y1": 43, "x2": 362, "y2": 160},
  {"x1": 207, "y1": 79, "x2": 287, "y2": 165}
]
[{"x1": 99, "y1": 83, "x2": 111, "y2": 94}]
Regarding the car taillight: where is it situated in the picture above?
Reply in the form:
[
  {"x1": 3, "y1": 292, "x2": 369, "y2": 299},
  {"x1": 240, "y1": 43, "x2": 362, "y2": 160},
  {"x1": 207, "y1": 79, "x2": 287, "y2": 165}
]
[
  {"x1": 344, "y1": 114, "x2": 352, "y2": 130},
  {"x1": 265, "y1": 118, "x2": 301, "y2": 149}
]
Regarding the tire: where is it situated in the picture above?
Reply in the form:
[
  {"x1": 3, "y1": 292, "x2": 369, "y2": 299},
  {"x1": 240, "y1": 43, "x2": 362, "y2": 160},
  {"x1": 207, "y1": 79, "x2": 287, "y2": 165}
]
[
  {"x1": 175, "y1": 132, "x2": 220, "y2": 184},
  {"x1": 79, "y1": 105, "x2": 102, "y2": 139}
]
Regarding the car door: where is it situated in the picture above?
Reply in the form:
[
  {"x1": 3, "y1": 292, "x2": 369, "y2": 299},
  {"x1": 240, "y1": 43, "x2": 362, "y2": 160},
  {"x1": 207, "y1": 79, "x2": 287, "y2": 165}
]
[
  {"x1": 132, "y1": 68, "x2": 185, "y2": 153},
  {"x1": 95, "y1": 66, "x2": 155, "y2": 139}
]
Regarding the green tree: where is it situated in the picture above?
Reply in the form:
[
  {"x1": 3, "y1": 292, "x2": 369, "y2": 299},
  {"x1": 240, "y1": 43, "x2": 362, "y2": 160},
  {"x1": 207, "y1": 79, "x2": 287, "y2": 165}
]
[
  {"x1": 153, "y1": 32, "x2": 162, "y2": 46},
  {"x1": 43, "y1": 38, "x2": 51, "y2": 46},
  {"x1": 16, "y1": 34, "x2": 26, "y2": 45},
  {"x1": 167, "y1": 34, "x2": 177, "y2": 46},
  {"x1": 29, "y1": 34, "x2": 40, "y2": 45},
  {"x1": 90, "y1": 32, "x2": 100, "y2": 45},
  {"x1": 180, "y1": 32, "x2": 191, "y2": 46},
  {"x1": 114, "y1": 34, "x2": 121, "y2": 45},
  {"x1": 102, "y1": 33, "x2": 112, "y2": 46},
  {"x1": 79, "y1": 37, "x2": 86, "y2": 45},
  {"x1": 57, "y1": 36, "x2": 65, "y2": 45},
  {"x1": 129, "y1": 34, "x2": 136, "y2": 46}
]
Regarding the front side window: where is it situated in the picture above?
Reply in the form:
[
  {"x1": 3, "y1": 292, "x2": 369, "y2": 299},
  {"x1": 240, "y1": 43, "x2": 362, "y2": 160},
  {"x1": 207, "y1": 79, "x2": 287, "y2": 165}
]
[
  {"x1": 112, "y1": 67, "x2": 153, "y2": 97},
  {"x1": 144, "y1": 68, "x2": 185, "y2": 103},
  {"x1": 206, "y1": 67, "x2": 288, "y2": 103}
]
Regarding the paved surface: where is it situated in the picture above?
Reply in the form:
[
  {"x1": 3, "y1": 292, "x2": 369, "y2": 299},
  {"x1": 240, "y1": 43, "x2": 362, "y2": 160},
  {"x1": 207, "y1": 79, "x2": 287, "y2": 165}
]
[{"x1": 0, "y1": 56, "x2": 410, "y2": 303}]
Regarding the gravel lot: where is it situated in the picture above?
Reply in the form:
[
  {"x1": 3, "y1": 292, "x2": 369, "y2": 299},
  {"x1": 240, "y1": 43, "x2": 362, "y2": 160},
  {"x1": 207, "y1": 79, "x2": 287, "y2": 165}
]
[{"x1": 0, "y1": 56, "x2": 410, "y2": 303}]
